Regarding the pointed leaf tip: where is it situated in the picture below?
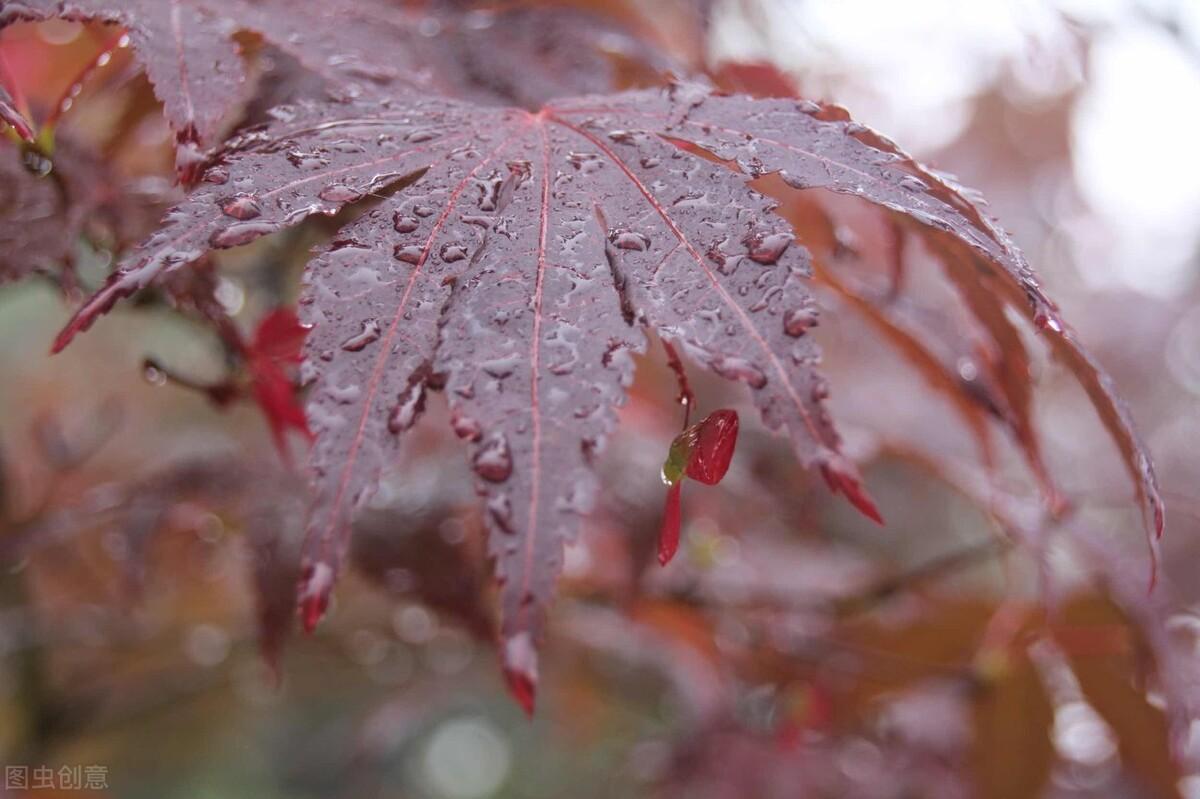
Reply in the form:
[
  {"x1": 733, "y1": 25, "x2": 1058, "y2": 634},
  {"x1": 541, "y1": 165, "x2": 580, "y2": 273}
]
[
  {"x1": 297, "y1": 562, "x2": 333, "y2": 633},
  {"x1": 820, "y1": 455, "x2": 884, "y2": 526},
  {"x1": 248, "y1": 307, "x2": 312, "y2": 462},
  {"x1": 503, "y1": 632, "x2": 539, "y2": 716}
]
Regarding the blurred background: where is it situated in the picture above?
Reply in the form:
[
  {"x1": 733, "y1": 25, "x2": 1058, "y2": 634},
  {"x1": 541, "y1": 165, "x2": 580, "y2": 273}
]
[{"x1": 0, "y1": 0, "x2": 1198, "y2": 797}]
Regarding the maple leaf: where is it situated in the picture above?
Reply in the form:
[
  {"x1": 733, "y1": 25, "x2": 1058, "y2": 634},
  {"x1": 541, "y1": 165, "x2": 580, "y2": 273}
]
[
  {"x1": 0, "y1": 0, "x2": 683, "y2": 177},
  {"x1": 7, "y1": 0, "x2": 1163, "y2": 710},
  {"x1": 47, "y1": 84, "x2": 881, "y2": 700},
  {"x1": 39, "y1": 77, "x2": 1164, "y2": 706},
  {"x1": 245, "y1": 307, "x2": 312, "y2": 461},
  {"x1": 0, "y1": 0, "x2": 446, "y2": 177}
]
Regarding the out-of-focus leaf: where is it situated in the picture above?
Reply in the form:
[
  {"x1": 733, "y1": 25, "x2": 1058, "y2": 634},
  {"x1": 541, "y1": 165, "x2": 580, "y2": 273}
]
[
  {"x1": 1057, "y1": 595, "x2": 1184, "y2": 799},
  {"x1": 970, "y1": 648, "x2": 1055, "y2": 799}
]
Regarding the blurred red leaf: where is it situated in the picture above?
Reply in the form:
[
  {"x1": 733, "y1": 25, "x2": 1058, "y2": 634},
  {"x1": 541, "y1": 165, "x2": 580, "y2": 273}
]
[{"x1": 245, "y1": 308, "x2": 311, "y2": 463}]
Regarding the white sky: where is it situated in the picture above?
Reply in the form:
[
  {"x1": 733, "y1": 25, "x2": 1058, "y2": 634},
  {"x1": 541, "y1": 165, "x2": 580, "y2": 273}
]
[{"x1": 711, "y1": 0, "x2": 1200, "y2": 297}]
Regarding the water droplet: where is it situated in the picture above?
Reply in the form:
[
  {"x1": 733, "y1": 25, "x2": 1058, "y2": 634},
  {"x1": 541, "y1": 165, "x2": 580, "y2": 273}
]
[
  {"x1": 143, "y1": 362, "x2": 166, "y2": 386},
  {"x1": 473, "y1": 435, "x2": 513, "y2": 482},
  {"x1": 286, "y1": 149, "x2": 326, "y2": 169},
  {"x1": 393, "y1": 213, "x2": 419, "y2": 233},
  {"x1": 388, "y1": 380, "x2": 426, "y2": 433},
  {"x1": 440, "y1": 243, "x2": 468, "y2": 263},
  {"x1": 608, "y1": 229, "x2": 650, "y2": 251},
  {"x1": 712, "y1": 356, "x2": 767, "y2": 388},
  {"x1": 482, "y1": 355, "x2": 519, "y2": 379},
  {"x1": 745, "y1": 231, "x2": 793, "y2": 265},
  {"x1": 413, "y1": 204, "x2": 436, "y2": 218},
  {"x1": 783, "y1": 307, "x2": 819, "y2": 337},
  {"x1": 567, "y1": 152, "x2": 603, "y2": 174},
  {"x1": 341, "y1": 319, "x2": 381, "y2": 351},
  {"x1": 319, "y1": 184, "x2": 363, "y2": 202},
  {"x1": 210, "y1": 221, "x2": 279, "y2": 248},
  {"x1": 1034, "y1": 310, "x2": 1064, "y2": 333},
  {"x1": 220, "y1": 193, "x2": 262, "y2": 220},
  {"x1": 451, "y1": 411, "x2": 482, "y2": 441},
  {"x1": 393, "y1": 244, "x2": 423, "y2": 264},
  {"x1": 506, "y1": 160, "x2": 532, "y2": 184},
  {"x1": 203, "y1": 165, "x2": 229, "y2": 184},
  {"x1": 488, "y1": 493, "x2": 514, "y2": 533},
  {"x1": 477, "y1": 177, "x2": 503, "y2": 211},
  {"x1": 21, "y1": 148, "x2": 52, "y2": 177},
  {"x1": 898, "y1": 175, "x2": 929, "y2": 192}
]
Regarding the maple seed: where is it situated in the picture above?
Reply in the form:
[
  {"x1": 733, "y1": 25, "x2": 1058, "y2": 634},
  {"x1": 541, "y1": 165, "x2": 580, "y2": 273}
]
[{"x1": 659, "y1": 409, "x2": 739, "y2": 565}]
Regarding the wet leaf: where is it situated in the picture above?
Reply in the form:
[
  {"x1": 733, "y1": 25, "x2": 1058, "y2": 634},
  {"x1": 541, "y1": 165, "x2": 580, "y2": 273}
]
[
  {"x1": 11, "y1": 3, "x2": 1160, "y2": 713},
  {"x1": 970, "y1": 651, "x2": 1055, "y2": 799},
  {"x1": 245, "y1": 307, "x2": 311, "y2": 461}
]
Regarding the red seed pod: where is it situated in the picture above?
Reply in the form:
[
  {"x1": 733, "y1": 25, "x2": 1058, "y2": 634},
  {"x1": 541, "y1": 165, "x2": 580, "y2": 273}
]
[
  {"x1": 686, "y1": 409, "x2": 739, "y2": 485},
  {"x1": 658, "y1": 409, "x2": 739, "y2": 566}
]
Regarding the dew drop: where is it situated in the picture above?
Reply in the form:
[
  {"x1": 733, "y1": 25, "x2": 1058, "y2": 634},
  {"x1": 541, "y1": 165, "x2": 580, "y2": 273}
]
[
  {"x1": 608, "y1": 228, "x2": 650, "y2": 251},
  {"x1": 393, "y1": 213, "x2": 419, "y2": 233},
  {"x1": 712, "y1": 356, "x2": 767, "y2": 389},
  {"x1": 143, "y1": 362, "x2": 166, "y2": 386},
  {"x1": 21, "y1": 149, "x2": 52, "y2": 177},
  {"x1": 209, "y1": 221, "x2": 279, "y2": 248},
  {"x1": 473, "y1": 434, "x2": 513, "y2": 482},
  {"x1": 482, "y1": 355, "x2": 519, "y2": 379},
  {"x1": 393, "y1": 244, "x2": 423, "y2": 264},
  {"x1": 567, "y1": 151, "x2": 603, "y2": 174},
  {"x1": 451, "y1": 410, "x2": 482, "y2": 441},
  {"x1": 783, "y1": 307, "x2": 819, "y2": 337},
  {"x1": 439, "y1": 243, "x2": 468, "y2": 263},
  {"x1": 220, "y1": 193, "x2": 262, "y2": 220},
  {"x1": 387, "y1": 381, "x2": 426, "y2": 433},
  {"x1": 1035, "y1": 310, "x2": 1064, "y2": 333},
  {"x1": 745, "y1": 231, "x2": 793, "y2": 265},
  {"x1": 319, "y1": 184, "x2": 363, "y2": 202},
  {"x1": 203, "y1": 165, "x2": 229, "y2": 184},
  {"x1": 341, "y1": 319, "x2": 381, "y2": 351},
  {"x1": 488, "y1": 493, "x2": 514, "y2": 534}
]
